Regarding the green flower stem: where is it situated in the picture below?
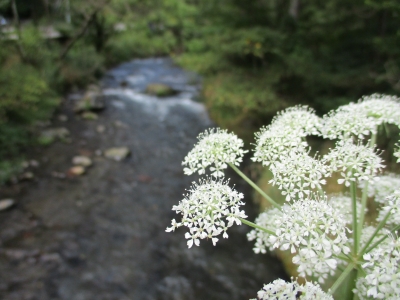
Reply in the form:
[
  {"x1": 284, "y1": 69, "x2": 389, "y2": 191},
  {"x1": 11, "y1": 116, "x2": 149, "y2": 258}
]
[
  {"x1": 356, "y1": 132, "x2": 377, "y2": 250},
  {"x1": 359, "y1": 209, "x2": 392, "y2": 256},
  {"x1": 239, "y1": 217, "x2": 276, "y2": 235},
  {"x1": 350, "y1": 180, "x2": 358, "y2": 255},
  {"x1": 365, "y1": 224, "x2": 400, "y2": 254},
  {"x1": 329, "y1": 263, "x2": 356, "y2": 296},
  {"x1": 228, "y1": 163, "x2": 280, "y2": 209},
  {"x1": 357, "y1": 180, "x2": 369, "y2": 252}
]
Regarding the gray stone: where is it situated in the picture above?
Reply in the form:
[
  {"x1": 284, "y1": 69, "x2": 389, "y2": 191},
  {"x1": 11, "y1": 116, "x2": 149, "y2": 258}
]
[
  {"x1": 72, "y1": 156, "x2": 92, "y2": 167},
  {"x1": 0, "y1": 199, "x2": 15, "y2": 211},
  {"x1": 68, "y1": 166, "x2": 85, "y2": 176},
  {"x1": 104, "y1": 147, "x2": 130, "y2": 161},
  {"x1": 19, "y1": 172, "x2": 34, "y2": 181}
]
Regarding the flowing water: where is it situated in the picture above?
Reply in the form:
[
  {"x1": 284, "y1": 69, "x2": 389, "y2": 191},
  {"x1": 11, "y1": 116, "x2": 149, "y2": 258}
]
[{"x1": 0, "y1": 58, "x2": 287, "y2": 300}]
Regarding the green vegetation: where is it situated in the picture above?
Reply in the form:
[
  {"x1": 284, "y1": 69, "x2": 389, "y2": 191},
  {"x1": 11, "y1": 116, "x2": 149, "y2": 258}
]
[{"x1": 0, "y1": 0, "x2": 399, "y2": 183}]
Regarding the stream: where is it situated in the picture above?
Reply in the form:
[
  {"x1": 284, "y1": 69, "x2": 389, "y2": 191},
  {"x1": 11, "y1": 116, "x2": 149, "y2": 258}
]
[{"x1": 0, "y1": 58, "x2": 287, "y2": 300}]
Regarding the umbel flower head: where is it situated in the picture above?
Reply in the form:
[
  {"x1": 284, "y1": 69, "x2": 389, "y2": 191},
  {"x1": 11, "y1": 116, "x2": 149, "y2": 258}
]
[
  {"x1": 253, "y1": 106, "x2": 321, "y2": 164},
  {"x1": 323, "y1": 140, "x2": 384, "y2": 186},
  {"x1": 252, "y1": 106, "x2": 328, "y2": 201},
  {"x1": 321, "y1": 94, "x2": 400, "y2": 140},
  {"x1": 257, "y1": 196, "x2": 350, "y2": 282},
  {"x1": 360, "y1": 173, "x2": 400, "y2": 204},
  {"x1": 182, "y1": 128, "x2": 247, "y2": 177},
  {"x1": 354, "y1": 235, "x2": 400, "y2": 300},
  {"x1": 166, "y1": 178, "x2": 247, "y2": 248},
  {"x1": 252, "y1": 279, "x2": 333, "y2": 300}
]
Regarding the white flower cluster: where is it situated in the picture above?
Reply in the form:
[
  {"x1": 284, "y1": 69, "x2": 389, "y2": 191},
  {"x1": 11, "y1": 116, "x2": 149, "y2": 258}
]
[
  {"x1": 247, "y1": 206, "x2": 284, "y2": 254},
  {"x1": 327, "y1": 194, "x2": 362, "y2": 224},
  {"x1": 253, "y1": 106, "x2": 328, "y2": 201},
  {"x1": 165, "y1": 178, "x2": 247, "y2": 248},
  {"x1": 361, "y1": 174, "x2": 400, "y2": 204},
  {"x1": 377, "y1": 190, "x2": 400, "y2": 226},
  {"x1": 252, "y1": 279, "x2": 333, "y2": 300},
  {"x1": 323, "y1": 140, "x2": 384, "y2": 186},
  {"x1": 270, "y1": 198, "x2": 349, "y2": 282},
  {"x1": 182, "y1": 128, "x2": 247, "y2": 177},
  {"x1": 355, "y1": 236, "x2": 400, "y2": 299},
  {"x1": 321, "y1": 94, "x2": 400, "y2": 140}
]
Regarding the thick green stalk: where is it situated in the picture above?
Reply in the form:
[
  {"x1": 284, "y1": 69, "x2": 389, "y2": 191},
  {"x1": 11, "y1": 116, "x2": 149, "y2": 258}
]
[
  {"x1": 228, "y1": 163, "x2": 280, "y2": 209},
  {"x1": 239, "y1": 217, "x2": 276, "y2": 235},
  {"x1": 329, "y1": 263, "x2": 356, "y2": 296},
  {"x1": 357, "y1": 180, "x2": 369, "y2": 251},
  {"x1": 359, "y1": 209, "x2": 392, "y2": 256},
  {"x1": 357, "y1": 133, "x2": 377, "y2": 252},
  {"x1": 350, "y1": 180, "x2": 358, "y2": 255}
]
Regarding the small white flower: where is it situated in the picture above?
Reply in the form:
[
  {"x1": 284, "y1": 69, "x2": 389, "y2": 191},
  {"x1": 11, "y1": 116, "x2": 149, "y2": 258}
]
[
  {"x1": 182, "y1": 128, "x2": 247, "y2": 177},
  {"x1": 254, "y1": 279, "x2": 333, "y2": 300},
  {"x1": 166, "y1": 177, "x2": 247, "y2": 247}
]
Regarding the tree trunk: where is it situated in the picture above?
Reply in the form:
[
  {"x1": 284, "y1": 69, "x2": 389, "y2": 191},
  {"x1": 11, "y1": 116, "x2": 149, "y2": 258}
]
[
  {"x1": 288, "y1": 0, "x2": 300, "y2": 20},
  {"x1": 11, "y1": 0, "x2": 25, "y2": 60}
]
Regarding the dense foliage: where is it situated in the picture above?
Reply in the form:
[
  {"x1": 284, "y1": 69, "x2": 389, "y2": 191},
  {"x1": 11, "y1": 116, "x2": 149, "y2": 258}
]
[{"x1": 0, "y1": 0, "x2": 399, "y2": 181}]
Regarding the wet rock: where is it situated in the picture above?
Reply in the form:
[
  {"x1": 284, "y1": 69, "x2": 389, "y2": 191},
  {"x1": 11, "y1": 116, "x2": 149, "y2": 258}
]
[
  {"x1": 137, "y1": 175, "x2": 152, "y2": 183},
  {"x1": 156, "y1": 276, "x2": 194, "y2": 300},
  {"x1": 145, "y1": 83, "x2": 178, "y2": 97},
  {"x1": 74, "y1": 91, "x2": 105, "y2": 113},
  {"x1": 0, "y1": 199, "x2": 15, "y2": 211},
  {"x1": 113, "y1": 120, "x2": 127, "y2": 128},
  {"x1": 104, "y1": 147, "x2": 130, "y2": 161},
  {"x1": 21, "y1": 161, "x2": 30, "y2": 169},
  {"x1": 38, "y1": 127, "x2": 70, "y2": 145},
  {"x1": 67, "y1": 166, "x2": 85, "y2": 176},
  {"x1": 40, "y1": 253, "x2": 61, "y2": 263},
  {"x1": 19, "y1": 172, "x2": 34, "y2": 181},
  {"x1": 58, "y1": 114, "x2": 68, "y2": 122},
  {"x1": 51, "y1": 171, "x2": 66, "y2": 179},
  {"x1": 4, "y1": 249, "x2": 40, "y2": 260},
  {"x1": 29, "y1": 160, "x2": 39, "y2": 168},
  {"x1": 72, "y1": 156, "x2": 92, "y2": 167},
  {"x1": 81, "y1": 111, "x2": 98, "y2": 120},
  {"x1": 96, "y1": 125, "x2": 106, "y2": 133}
]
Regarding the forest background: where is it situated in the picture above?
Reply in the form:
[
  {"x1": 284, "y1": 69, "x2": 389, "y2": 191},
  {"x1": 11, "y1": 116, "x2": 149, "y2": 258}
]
[{"x1": 0, "y1": 0, "x2": 399, "y2": 184}]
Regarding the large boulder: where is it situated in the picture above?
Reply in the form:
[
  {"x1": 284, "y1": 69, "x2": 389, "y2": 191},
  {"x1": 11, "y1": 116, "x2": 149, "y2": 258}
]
[
  {"x1": 74, "y1": 89, "x2": 106, "y2": 113},
  {"x1": 145, "y1": 83, "x2": 178, "y2": 97}
]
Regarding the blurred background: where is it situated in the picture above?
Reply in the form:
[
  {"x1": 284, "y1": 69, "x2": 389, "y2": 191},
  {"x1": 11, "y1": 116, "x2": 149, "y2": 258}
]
[{"x1": 0, "y1": 0, "x2": 399, "y2": 299}]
